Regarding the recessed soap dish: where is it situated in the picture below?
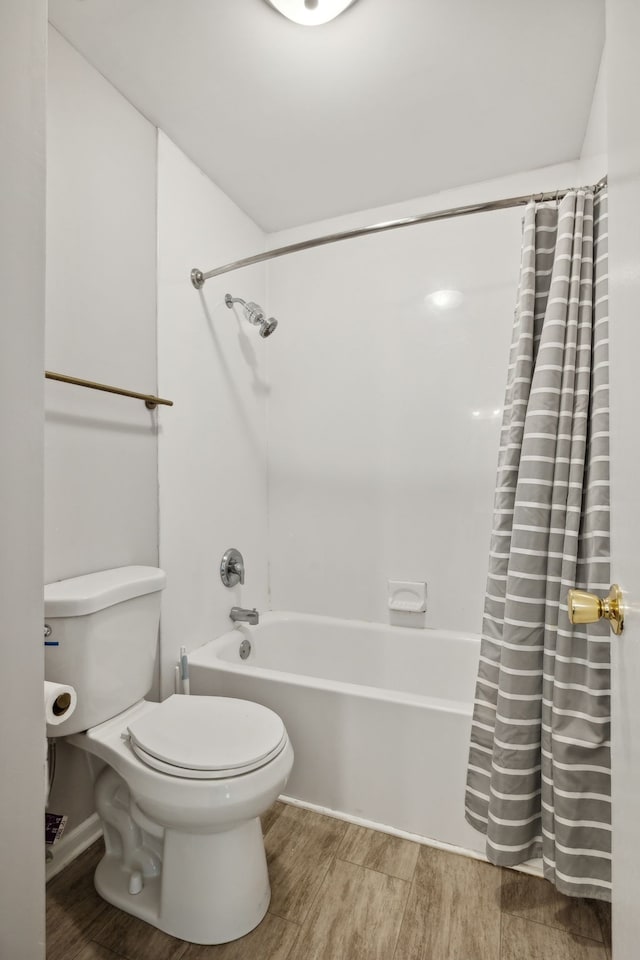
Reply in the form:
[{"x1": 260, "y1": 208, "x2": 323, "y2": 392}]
[{"x1": 388, "y1": 580, "x2": 427, "y2": 613}]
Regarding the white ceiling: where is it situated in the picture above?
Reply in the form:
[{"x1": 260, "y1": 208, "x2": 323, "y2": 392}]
[{"x1": 49, "y1": 0, "x2": 605, "y2": 232}]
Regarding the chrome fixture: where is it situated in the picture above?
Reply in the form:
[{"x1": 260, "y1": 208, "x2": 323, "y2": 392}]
[
  {"x1": 239, "y1": 638, "x2": 252, "y2": 660},
  {"x1": 263, "y1": 0, "x2": 359, "y2": 26},
  {"x1": 189, "y1": 176, "x2": 607, "y2": 287},
  {"x1": 230, "y1": 607, "x2": 259, "y2": 626},
  {"x1": 223, "y1": 293, "x2": 278, "y2": 338},
  {"x1": 220, "y1": 548, "x2": 245, "y2": 587}
]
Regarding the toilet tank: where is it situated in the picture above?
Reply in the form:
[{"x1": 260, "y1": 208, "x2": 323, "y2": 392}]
[{"x1": 44, "y1": 566, "x2": 166, "y2": 736}]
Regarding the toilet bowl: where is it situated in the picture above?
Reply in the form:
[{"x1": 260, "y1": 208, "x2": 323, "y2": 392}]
[
  {"x1": 69, "y1": 696, "x2": 293, "y2": 944},
  {"x1": 44, "y1": 566, "x2": 294, "y2": 945}
]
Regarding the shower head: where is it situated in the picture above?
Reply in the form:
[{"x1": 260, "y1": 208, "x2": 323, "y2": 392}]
[
  {"x1": 225, "y1": 294, "x2": 278, "y2": 338},
  {"x1": 259, "y1": 317, "x2": 278, "y2": 338}
]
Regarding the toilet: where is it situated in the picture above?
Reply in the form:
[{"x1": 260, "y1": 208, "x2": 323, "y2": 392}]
[{"x1": 44, "y1": 566, "x2": 294, "y2": 945}]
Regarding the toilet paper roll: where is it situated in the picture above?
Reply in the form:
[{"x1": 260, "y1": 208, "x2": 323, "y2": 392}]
[{"x1": 44, "y1": 681, "x2": 77, "y2": 726}]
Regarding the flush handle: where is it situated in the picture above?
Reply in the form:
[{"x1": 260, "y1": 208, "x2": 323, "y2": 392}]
[{"x1": 567, "y1": 584, "x2": 624, "y2": 636}]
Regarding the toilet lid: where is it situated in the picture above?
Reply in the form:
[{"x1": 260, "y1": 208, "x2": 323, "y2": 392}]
[{"x1": 126, "y1": 695, "x2": 287, "y2": 779}]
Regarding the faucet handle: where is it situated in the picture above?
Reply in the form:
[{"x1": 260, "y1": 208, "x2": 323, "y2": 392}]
[
  {"x1": 230, "y1": 558, "x2": 245, "y2": 585},
  {"x1": 220, "y1": 548, "x2": 245, "y2": 587}
]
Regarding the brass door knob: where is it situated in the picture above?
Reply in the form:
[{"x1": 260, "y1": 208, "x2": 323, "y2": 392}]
[{"x1": 567, "y1": 584, "x2": 624, "y2": 635}]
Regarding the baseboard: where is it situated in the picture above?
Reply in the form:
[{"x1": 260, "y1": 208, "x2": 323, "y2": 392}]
[
  {"x1": 43, "y1": 796, "x2": 543, "y2": 883},
  {"x1": 46, "y1": 812, "x2": 103, "y2": 882},
  {"x1": 279, "y1": 794, "x2": 544, "y2": 878}
]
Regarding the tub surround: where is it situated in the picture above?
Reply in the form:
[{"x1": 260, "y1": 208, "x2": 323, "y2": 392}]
[
  {"x1": 265, "y1": 160, "x2": 589, "y2": 636},
  {"x1": 157, "y1": 131, "x2": 269, "y2": 700}
]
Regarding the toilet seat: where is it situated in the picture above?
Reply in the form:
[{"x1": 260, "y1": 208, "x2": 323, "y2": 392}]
[{"x1": 126, "y1": 694, "x2": 287, "y2": 780}]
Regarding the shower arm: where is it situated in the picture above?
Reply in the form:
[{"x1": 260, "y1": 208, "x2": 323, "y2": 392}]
[
  {"x1": 224, "y1": 294, "x2": 247, "y2": 309},
  {"x1": 225, "y1": 292, "x2": 263, "y2": 322}
]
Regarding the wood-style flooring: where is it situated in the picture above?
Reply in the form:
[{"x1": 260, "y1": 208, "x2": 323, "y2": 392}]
[{"x1": 47, "y1": 801, "x2": 612, "y2": 960}]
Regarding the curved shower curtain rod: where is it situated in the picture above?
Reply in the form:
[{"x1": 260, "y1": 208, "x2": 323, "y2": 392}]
[{"x1": 190, "y1": 176, "x2": 607, "y2": 289}]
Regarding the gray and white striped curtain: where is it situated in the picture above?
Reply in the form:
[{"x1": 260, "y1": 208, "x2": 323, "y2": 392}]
[{"x1": 465, "y1": 188, "x2": 611, "y2": 901}]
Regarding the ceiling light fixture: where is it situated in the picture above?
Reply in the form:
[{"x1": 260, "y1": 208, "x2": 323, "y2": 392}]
[{"x1": 263, "y1": 0, "x2": 359, "y2": 26}]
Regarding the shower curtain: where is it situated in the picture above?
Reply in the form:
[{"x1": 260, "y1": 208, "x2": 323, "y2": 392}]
[{"x1": 465, "y1": 187, "x2": 611, "y2": 901}]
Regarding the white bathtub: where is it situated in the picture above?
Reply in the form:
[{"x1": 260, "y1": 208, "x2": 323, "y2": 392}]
[{"x1": 188, "y1": 612, "x2": 484, "y2": 854}]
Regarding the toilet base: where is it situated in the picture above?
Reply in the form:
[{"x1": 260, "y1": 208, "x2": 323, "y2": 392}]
[
  {"x1": 71, "y1": 707, "x2": 292, "y2": 945},
  {"x1": 95, "y1": 816, "x2": 271, "y2": 945}
]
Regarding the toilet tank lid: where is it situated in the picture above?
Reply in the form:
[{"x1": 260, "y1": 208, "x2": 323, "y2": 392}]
[{"x1": 44, "y1": 566, "x2": 166, "y2": 617}]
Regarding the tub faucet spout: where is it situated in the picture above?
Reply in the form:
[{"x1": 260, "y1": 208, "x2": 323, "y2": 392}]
[{"x1": 230, "y1": 606, "x2": 259, "y2": 626}]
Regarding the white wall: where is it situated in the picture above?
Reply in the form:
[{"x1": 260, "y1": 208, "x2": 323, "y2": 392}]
[
  {"x1": 46, "y1": 28, "x2": 158, "y2": 836},
  {"x1": 580, "y1": 47, "x2": 607, "y2": 183},
  {"x1": 607, "y1": 2, "x2": 640, "y2": 956},
  {"x1": 157, "y1": 133, "x2": 269, "y2": 697},
  {"x1": 266, "y1": 161, "x2": 584, "y2": 632},
  {"x1": 0, "y1": 2, "x2": 46, "y2": 957},
  {"x1": 46, "y1": 27, "x2": 158, "y2": 583}
]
